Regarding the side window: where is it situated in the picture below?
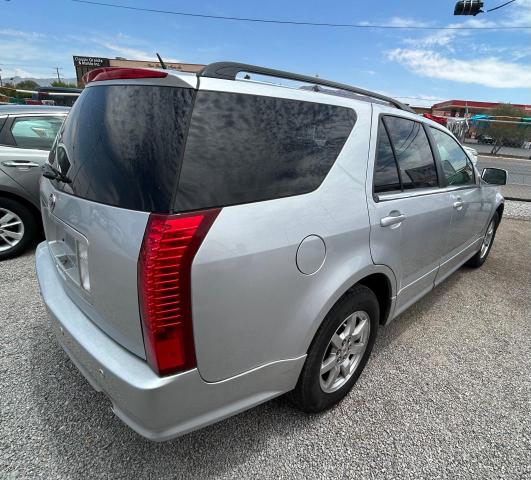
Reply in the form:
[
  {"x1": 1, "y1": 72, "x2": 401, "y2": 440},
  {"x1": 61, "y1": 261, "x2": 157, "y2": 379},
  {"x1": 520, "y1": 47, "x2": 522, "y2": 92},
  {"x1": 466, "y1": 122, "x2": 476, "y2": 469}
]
[
  {"x1": 374, "y1": 119, "x2": 401, "y2": 193},
  {"x1": 174, "y1": 91, "x2": 357, "y2": 211},
  {"x1": 10, "y1": 116, "x2": 64, "y2": 150},
  {"x1": 384, "y1": 116, "x2": 438, "y2": 190},
  {"x1": 430, "y1": 128, "x2": 475, "y2": 186}
]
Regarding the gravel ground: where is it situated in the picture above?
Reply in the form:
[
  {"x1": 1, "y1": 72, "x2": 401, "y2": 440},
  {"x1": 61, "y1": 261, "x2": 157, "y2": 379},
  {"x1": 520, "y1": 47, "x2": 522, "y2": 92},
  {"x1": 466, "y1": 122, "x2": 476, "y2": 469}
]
[
  {"x1": 504, "y1": 200, "x2": 531, "y2": 221},
  {"x1": 1, "y1": 217, "x2": 530, "y2": 480}
]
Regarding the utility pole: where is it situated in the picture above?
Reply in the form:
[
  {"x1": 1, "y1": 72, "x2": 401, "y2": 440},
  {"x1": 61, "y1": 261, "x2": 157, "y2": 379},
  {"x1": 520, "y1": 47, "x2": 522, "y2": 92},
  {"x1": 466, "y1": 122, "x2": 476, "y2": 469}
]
[
  {"x1": 0, "y1": 68, "x2": 3, "y2": 87},
  {"x1": 54, "y1": 67, "x2": 62, "y2": 83}
]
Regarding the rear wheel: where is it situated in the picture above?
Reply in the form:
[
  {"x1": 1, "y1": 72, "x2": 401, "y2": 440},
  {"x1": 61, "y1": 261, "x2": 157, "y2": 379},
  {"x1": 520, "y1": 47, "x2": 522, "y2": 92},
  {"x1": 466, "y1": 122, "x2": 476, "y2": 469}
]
[
  {"x1": 466, "y1": 213, "x2": 499, "y2": 268},
  {"x1": 0, "y1": 198, "x2": 38, "y2": 261},
  {"x1": 290, "y1": 285, "x2": 379, "y2": 413}
]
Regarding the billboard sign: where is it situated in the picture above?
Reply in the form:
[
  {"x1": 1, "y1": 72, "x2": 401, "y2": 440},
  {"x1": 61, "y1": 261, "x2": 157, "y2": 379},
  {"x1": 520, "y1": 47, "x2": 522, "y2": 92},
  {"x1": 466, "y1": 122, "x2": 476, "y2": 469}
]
[{"x1": 73, "y1": 56, "x2": 110, "y2": 68}]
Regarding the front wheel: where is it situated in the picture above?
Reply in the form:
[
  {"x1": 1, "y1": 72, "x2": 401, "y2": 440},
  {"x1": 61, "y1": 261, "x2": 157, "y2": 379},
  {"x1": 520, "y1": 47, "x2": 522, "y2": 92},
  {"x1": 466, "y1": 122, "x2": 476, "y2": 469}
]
[
  {"x1": 290, "y1": 284, "x2": 379, "y2": 413},
  {"x1": 466, "y1": 213, "x2": 499, "y2": 268}
]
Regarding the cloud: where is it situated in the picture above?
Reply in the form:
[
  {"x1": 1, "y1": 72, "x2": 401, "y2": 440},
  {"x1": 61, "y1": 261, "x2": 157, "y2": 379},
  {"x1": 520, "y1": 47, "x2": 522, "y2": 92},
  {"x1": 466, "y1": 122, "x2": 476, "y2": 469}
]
[
  {"x1": 359, "y1": 16, "x2": 432, "y2": 28},
  {"x1": 387, "y1": 49, "x2": 531, "y2": 88},
  {"x1": 403, "y1": 18, "x2": 498, "y2": 51},
  {"x1": 501, "y1": 0, "x2": 531, "y2": 28},
  {"x1": 95, "y1": 42, "x2": 157, "y2": 60},
  {"x1": 66, "y1": 32, "x2": 180, "y2": 62},
  {"x1": 0, "y1": 28, "x2": 45, "y2": 39},
  {"x1": 0, "y1": 28, "x2": 183, "y2": 79}
]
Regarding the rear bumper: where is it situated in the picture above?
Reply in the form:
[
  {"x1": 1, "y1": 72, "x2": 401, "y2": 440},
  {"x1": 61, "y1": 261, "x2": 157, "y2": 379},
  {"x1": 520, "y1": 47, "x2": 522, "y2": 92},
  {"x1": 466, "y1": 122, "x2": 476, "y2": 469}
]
[{"x1": 35, "y1": 242, "x2": 305, "y2": 441}]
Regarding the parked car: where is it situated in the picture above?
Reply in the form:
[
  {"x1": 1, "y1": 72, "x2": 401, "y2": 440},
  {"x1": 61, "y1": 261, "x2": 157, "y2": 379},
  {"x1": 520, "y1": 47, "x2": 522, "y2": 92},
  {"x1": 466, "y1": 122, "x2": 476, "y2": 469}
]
[
  {"x1": 477, "y1": 134, "x2": 495, "y2": 144},
  {"x1": 0, "y1": 105, "x2": 69, "y2": 259},
  {"x1": 462, "y1": 145, "x2": 478, "y2": 166},
  {"x1": 36, "y1": 63, "x2": 506, "y2": 441}
]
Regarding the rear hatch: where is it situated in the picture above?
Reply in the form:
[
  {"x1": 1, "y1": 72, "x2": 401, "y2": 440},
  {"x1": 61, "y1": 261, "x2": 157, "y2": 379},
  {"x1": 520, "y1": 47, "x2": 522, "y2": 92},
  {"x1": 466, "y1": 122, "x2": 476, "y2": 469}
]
[{"x1": 41, "y1": 75, "x2": 197, "y2": 358}]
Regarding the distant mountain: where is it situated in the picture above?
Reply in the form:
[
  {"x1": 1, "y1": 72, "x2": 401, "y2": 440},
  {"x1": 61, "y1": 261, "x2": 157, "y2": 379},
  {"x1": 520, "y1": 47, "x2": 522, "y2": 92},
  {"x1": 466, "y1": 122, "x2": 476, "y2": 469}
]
[{"x1": 8, "y1": 76, "x2": 77, "y2": 87}]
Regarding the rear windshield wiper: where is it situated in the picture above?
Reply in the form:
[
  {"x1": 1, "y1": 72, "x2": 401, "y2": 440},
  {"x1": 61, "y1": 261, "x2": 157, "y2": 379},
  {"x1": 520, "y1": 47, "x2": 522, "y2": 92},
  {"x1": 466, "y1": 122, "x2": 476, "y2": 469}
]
[{"x1": 42, "y1": 163, "x2": 72, "y2": 184}]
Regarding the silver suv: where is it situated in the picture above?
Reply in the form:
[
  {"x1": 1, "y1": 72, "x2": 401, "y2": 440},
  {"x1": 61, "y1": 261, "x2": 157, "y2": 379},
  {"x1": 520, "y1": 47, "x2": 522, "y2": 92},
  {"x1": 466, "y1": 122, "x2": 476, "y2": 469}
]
[{"x1": 36, "y1": 63, "x2": 506, "y2": 441}]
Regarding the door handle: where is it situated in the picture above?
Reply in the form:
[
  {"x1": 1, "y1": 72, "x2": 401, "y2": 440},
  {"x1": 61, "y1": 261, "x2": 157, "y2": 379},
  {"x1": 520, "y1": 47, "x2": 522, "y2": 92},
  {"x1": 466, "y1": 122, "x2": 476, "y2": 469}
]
[
  {"x1": 453, "y1": 200, "x2": 464, "y2": 210},
  {"x1": 380, "y1": 212, "x2": 406, "y2": 227},
  {"x1": 2, "y1": 160, "x2": 40, "y2": 168}
]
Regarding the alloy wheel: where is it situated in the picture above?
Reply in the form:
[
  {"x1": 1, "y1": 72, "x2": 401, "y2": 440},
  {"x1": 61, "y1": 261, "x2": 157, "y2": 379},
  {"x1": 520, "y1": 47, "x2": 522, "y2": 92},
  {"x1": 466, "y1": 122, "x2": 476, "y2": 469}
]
[
  {"x1": 319, "y1": 311, "x2": 371, "y2": 393},
  {"x1": 480, "y1": 219, "x2": 495, "y2": 259},
  {"x1": 0, "y1": 208, "x2": 25, "y2": 253}
]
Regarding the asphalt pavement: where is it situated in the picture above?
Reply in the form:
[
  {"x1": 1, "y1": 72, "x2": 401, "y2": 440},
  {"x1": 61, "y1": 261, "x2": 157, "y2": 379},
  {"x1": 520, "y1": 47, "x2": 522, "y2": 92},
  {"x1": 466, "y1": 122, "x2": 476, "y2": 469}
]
[
  {"x1": 476, "y1": 155, "x2": 531, "y2": 201},
  {"x1": 468, "y1": 142, "x2": 531, "y2": 159},
  {"x1": 1, "y1": 214, "x2": 530, "y2": 479}
]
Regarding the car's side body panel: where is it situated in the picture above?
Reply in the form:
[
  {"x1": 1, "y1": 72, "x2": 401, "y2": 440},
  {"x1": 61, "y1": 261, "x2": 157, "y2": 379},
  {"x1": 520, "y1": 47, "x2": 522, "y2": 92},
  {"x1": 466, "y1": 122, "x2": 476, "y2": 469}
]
[
  {"x1": 192, "y1": 94, "x2": 379, "y2": 382},
  {"x1": 437, "y1": 185, "x2": 491, "y2": 280},
  {"x1": 0, "y1": 144, "x2": 49, "y2": 204},
  {"x1": 366, "y1": 107, "x2": 504, "y2": 322},
  {"x1": 0, "y1": 166, "x2": 40, "y2": 207}
]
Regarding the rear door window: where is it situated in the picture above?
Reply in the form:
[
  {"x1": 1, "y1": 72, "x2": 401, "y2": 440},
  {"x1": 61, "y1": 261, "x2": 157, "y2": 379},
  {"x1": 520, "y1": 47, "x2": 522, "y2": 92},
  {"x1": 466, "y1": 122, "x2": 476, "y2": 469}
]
[
  {"x1": 373, "y1": 119, "x2": 401, "y2": 193},
  {"x1": 174, "y1": 91, "x2": 356, "y2": 211},
  {"x1": 430, "y1": 128, "x2": 475, "y2": 186},
  {"x1": 10, "y1": 116, "x2": 64, "y2": 150},
  {"x1": 384, "y1": 116, "x2": 438, "y2": 190}
]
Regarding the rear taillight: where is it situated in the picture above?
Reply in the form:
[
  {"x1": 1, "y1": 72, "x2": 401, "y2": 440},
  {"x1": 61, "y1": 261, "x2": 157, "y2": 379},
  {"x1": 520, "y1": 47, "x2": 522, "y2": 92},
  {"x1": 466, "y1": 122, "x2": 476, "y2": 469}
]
[
  {"x1": 138, "y1": 209, "x2": 220, "y2": 376},
  {"x1": 83, "y1": 67, "x2": 168, "y2": 84}
]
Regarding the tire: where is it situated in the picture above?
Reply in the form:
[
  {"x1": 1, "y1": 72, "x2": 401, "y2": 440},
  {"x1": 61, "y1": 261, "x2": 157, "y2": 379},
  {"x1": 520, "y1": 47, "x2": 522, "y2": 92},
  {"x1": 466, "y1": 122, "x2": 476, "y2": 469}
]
[
  {"x1": 466, "y1": 212, "x2": 499, "y2": 268},
  {"x1": 290, "y1": 284, "x2": 379, "y2": 413},
  {"x1": 0, "y1": 197, "x2": 38, "y2": 261}
]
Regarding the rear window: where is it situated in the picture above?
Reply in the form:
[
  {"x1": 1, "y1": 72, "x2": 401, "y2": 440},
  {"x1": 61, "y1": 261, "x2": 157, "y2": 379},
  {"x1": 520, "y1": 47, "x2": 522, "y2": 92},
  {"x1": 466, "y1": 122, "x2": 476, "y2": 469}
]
[
  {"x1": 51, "y1": 85, "x2": 195, "y2": 212},
  {"x1": 373, "y1": 119, "x2": 401, "y2": 193},
  {"x1": 173, "y1": 91, "x2": 356, "y2": 211}
]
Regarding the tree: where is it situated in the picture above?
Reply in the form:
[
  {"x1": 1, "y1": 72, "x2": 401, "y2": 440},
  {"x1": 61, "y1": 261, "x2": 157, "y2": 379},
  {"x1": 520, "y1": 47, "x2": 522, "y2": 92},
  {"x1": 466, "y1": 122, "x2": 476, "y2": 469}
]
[
  {"x1": 50, "y1": 80, "x2": 78, "y2": 88},
  {"x1": 482, "y1": 104, "x2": 529, "y2": 154},
  {"x1": 16, "y1": 80, "x2": 39, "y2": 90}
]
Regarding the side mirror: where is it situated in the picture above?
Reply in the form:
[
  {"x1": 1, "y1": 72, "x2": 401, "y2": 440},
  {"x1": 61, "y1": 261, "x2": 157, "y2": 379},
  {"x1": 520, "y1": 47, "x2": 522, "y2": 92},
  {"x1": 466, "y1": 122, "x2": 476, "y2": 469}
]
[{"x1": 481, "y1": 168, "x2": 507, "y2": 186}]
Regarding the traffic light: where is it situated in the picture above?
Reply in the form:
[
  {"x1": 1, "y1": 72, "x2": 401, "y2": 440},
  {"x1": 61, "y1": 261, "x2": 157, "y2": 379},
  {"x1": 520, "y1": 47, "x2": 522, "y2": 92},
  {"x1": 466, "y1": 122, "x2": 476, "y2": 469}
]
[{"x1": 454, "y1": 0, "x2": 484, "y2": 15}]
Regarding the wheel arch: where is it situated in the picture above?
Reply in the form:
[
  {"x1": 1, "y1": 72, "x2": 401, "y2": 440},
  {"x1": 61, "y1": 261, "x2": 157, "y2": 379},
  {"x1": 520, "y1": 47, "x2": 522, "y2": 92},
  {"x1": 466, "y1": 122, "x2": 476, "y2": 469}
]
[
  {"x1": 303, "y1": 265, "x2": 397, "y2": 354},
  {"x1": 357, "y1": 272, "x2": 394, "y2": 325},
  {"x1": 496, "y1": 202, "x2": 504, "y2": 224}
]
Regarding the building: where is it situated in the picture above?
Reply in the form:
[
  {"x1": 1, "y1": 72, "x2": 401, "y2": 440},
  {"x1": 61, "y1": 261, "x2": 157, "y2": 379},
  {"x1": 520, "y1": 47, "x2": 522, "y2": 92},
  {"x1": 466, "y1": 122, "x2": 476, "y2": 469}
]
[
  {"x1": 73, "y1": 56, "x2": 205, "y2": 86},
  {"x1": 410, "y1": 105, "x2": 432, "y2": 115},
  {"x1": 431, "y1": 100, "x2": 531, "y2": 118}
]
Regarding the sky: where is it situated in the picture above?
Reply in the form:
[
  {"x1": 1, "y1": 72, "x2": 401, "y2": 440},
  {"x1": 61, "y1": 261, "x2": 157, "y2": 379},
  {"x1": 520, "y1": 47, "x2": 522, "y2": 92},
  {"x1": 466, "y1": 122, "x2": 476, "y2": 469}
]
[{"x1": 1, "y1": 0, "x2": 531, "y2": 107}]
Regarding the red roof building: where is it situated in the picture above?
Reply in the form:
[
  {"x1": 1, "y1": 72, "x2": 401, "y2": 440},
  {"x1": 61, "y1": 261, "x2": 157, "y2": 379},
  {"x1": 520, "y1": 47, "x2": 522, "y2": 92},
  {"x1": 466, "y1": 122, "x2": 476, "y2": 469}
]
[{"x1": 431, "y1": 100, "x2": 531, "y2": 118}]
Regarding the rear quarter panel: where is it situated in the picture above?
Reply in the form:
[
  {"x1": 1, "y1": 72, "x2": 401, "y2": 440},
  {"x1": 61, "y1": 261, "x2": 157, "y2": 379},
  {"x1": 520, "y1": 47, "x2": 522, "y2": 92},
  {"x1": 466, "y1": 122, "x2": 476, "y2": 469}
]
[{"x1": 191, "y1": 100, "x2": 386, "y2": 382}]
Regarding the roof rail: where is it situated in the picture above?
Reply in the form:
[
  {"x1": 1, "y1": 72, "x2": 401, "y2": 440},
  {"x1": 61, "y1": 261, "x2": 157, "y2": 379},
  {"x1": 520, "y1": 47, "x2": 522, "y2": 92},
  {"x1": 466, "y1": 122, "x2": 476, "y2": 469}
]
[{"x1": 199, "y1": 62, "x2": 416, "y2": 114}]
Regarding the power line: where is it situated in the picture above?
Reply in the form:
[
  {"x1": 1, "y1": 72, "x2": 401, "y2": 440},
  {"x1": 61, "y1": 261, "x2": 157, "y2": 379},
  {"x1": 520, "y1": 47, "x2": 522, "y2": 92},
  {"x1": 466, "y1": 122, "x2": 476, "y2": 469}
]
[
  {"x1": 71, "y1": 0, "x2": 531, "y2": 30},
  {"x1": 487, "y1": 1, "x2": 517, "y2": 13}
]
